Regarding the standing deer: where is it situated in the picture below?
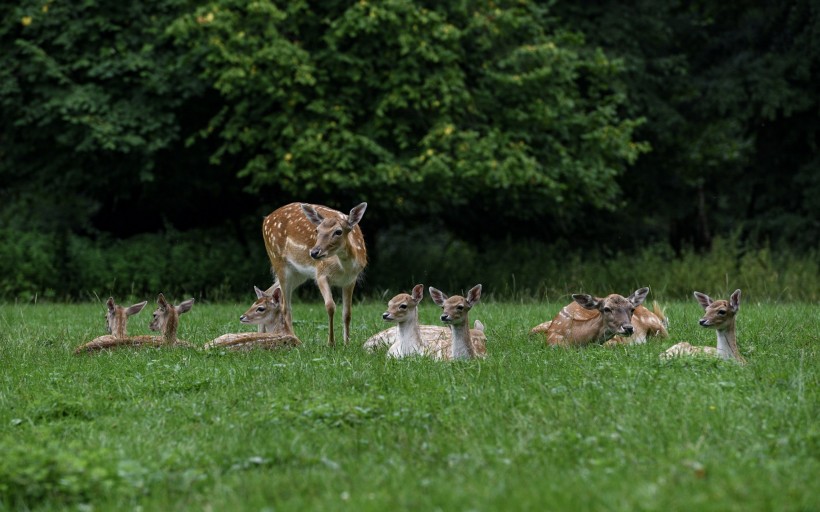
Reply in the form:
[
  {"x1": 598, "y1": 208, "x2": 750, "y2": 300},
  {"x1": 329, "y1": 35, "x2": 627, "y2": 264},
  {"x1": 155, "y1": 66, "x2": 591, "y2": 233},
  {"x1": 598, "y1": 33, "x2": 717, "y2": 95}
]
[
  {"x1": 204, "y1": 286, "x2": 301, "y2": 351},
  {"x1": 262, "y1": 202, "x2": 368, "y2": 346},
  {"x1": 532, "y1": 287, "x2": 666, "y2": 347},
  {"x1": 75, "y1": 293, "x2": 194, "y2": 353},
  {"x1": 661, "y1": 289, "x2": 745, "y2": 363},
  {"x1": 429, "y1": 284, "x2": 487, "y2": 359}
]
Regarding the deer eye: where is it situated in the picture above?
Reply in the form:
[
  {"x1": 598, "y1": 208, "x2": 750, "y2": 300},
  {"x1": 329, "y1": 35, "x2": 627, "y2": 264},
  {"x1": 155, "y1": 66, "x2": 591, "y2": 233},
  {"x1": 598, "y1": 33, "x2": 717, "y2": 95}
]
[
  {"x1": 256, "y1": 307, "x2": 265, "y2": 312},
  {"x1": 334, "y1": 229, "x2": 343, "y2": 236},
  {"x1": 603, "y1": 307, "x2": 612, "y2": 313},
  {"x1": 456, "y1": 305, "x2": 464, "y2": 311},
  {"x1": 399, "y1": 304, "x2": 407, "y2": 310},
  {"x1": 718, "y1": 309, "x2": 726, "y2": 315}
]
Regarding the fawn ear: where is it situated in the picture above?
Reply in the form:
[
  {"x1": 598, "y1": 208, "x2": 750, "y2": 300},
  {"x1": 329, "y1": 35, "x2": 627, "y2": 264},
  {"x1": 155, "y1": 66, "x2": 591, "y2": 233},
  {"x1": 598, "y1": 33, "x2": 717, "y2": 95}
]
[
  {"x1": 347, "y1": 202, "x2": 367, "y2": 229},
  {"x1": 411, "y1": 284, "x2": 424, "y2": 303},
  {"x1": 429, "y1": 287, "x2": 447, "y2": 306},
  {"x1": 573, "y1": 294, "x2": 600, "y2": 311},
  {"x1": 466, "y1": 284, "x2": 482, "y2": 307},
  {"x1": 125, "y1": 301, "x2": 148, "y2": 316},
  {"x1": 254, "y1": 286, "x2": 266, "y2": 299},
  {"x1": 693, "y1": 291, "x2": 712, "y2": 310},
  {"x1": 271, "y1": 286, "x2": 282, "y2": 305},
  {"x1": 106, "y1": 297, "x2": 116, "y2": 312},
  {"x1": 729, "y1": 289, "x2": 741, "y2": 312},
  {"x1": 301, "y1": 203, "x2": 324, "y2": 226},
  {"x1": 157, "y1": 293, "x2": 169, "y2": 309},
  {"x1": 628, "y1": 287, "x2": 649, "y2": 307},
  {"x1": 176, "y1": 298, "x2": 195, "y2": 315}
]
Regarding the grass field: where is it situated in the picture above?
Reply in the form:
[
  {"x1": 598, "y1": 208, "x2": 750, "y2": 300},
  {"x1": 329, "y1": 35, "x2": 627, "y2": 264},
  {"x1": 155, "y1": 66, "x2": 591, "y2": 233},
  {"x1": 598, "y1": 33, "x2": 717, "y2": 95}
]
[{"x1": 0, "y1": 296, "x2": 817, "y2": 511}]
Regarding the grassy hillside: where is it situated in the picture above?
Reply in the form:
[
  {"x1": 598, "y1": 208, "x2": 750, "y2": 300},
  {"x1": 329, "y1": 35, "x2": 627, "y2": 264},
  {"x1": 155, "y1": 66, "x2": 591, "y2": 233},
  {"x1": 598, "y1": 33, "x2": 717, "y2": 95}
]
[{"x1": 0, "y1": 298, "x2": 816, "y2": 511}]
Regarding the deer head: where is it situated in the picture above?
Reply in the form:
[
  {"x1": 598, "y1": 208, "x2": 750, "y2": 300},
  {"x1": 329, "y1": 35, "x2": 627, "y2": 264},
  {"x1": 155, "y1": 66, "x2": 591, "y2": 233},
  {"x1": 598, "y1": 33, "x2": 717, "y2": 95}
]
[
  {"x1": 105, "y1": 297, "x2": 148, "y2": 337},
  {"x1": 301, "y1": 202, "x2": 367, "y2": 260},
  {"x1": 429, "y1": 284, "x2": 482, "y2": 326},
  {"x1": 149, "y1": 293, "x2": 194, "y2": 334},
  {"x1": 240, "y1": 286, "x2": 283, "y2": 326},
  {"x1": 694, "y1": 289, "x2": 741, "y2": 331},
  {"x1": 382, "y1": 284, "x2": 424, "y2": 323},
  {"x1": 572, "y1": 287, "x2": 649, "y2": 341}
]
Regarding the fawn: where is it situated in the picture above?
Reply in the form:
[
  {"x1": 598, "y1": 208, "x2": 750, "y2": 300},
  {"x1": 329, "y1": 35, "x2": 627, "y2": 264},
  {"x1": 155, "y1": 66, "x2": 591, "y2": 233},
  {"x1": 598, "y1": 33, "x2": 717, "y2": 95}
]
[{"x1": 428, "y1": 284, "x2": 487, "y2": 359}]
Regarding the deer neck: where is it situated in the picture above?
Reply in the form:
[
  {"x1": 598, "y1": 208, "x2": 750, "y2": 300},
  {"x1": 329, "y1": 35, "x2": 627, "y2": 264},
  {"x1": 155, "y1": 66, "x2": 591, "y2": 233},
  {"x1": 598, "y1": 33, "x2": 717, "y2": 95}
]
[
  {"x1": 113, "y1": 312, "x2": 127, "y2": 338},
  {"x1": 162, "y1": 311, "x2": 179, "y2": 344},
  {"x1": 396, "y1": 310, "x2": 423, "y2": 355},
  {"x1": 715, "y1": 322, "x2": 742, "y2": 361},
  {"x1": 449, "y1": 317, "x2": 475, "y2": 360}
]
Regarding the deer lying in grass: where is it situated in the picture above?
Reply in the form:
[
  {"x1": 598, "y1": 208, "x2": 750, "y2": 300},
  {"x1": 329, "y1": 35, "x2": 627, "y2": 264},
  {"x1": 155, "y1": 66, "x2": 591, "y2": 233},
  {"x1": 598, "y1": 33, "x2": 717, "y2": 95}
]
[
  {"x1": 262, "y1": 202, "x2": 368, "y2": 346},
  {"x1": 661, "y1": 289, "x2": 745, "y2": 363},
  {"x1": 429, "y1": 284, "x2": 487, "y2": 359},
  {"x1": 204, "y1": 286, "x2": 301, "y2": 351},
  {"x1": 75, "y1": 293, "x2": 194, "y2": 353},
  {"x1": 531, "y1": 287, "x2": 667, "y2": 347}
]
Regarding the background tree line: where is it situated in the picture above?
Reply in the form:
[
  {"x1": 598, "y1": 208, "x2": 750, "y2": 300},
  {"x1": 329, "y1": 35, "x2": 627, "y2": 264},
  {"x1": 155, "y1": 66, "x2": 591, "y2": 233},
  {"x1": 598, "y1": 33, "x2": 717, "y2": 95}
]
[{"x1": 1, "y1": 0, "x2": 817, "y2": 301}]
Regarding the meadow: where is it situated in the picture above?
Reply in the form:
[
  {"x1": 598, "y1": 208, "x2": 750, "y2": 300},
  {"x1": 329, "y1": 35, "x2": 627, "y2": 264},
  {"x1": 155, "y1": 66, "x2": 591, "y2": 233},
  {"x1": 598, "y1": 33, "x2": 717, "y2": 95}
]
[{"x1": 0, "y1": 296, "x2": 817, "y2": 511}]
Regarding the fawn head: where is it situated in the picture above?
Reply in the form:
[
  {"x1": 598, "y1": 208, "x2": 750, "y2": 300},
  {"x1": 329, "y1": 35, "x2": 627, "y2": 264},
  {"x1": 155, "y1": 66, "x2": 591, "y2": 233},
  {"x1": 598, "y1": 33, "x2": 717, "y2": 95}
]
[
  {"x1": 429, "y1": 284, "x2": 482, "y2": 326},
  {"x1": 382, "y1": 284, "x2": 424, "y2": 323},
  {"x1": 694, "y1": 289, "x2": 741, "y2": 331},
  {"x1": 301, "y1": 202, "x2": 367, "y2": 260},
  {"x1": 240, "y1": 285, "x2": 283, "y2": 325},
  {"x1": 149, "y1": 293, "x2": 195, "y2": 332},
  {"x1": 105, "y1": 297, "x2": 148, "y2": 337},
  {"x1": 573, "y1": 287, "x2": 649, "y2": 340}
]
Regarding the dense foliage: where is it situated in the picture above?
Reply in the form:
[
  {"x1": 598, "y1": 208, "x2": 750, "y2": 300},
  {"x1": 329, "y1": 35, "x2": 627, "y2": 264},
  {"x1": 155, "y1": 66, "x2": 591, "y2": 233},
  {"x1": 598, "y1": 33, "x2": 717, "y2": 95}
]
[{"x1": 0, "y1": 0, "x2": 817, "y2": 300}]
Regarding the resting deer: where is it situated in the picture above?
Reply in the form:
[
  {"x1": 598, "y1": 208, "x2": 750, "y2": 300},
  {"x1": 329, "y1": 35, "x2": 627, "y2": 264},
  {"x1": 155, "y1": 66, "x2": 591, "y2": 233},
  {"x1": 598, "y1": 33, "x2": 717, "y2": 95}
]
[
  {"x1": 204, "y1": 286, "x2": 301, "y2": 351},
  {"x1": 429, "y1": 284, "x2": 487, "y2": 359},
  {"x1": 75, "y1": 293, "x2": 194, "y2": 353},
  {"x1": 661, "y1": 289, "x2": 745, "y2": 363},
  {"x1": 262, "y1": 202, "x2": 368, "y2": 346},
  {"x1": 532, "y1": 287, "x2": 666, "y2": 347}
]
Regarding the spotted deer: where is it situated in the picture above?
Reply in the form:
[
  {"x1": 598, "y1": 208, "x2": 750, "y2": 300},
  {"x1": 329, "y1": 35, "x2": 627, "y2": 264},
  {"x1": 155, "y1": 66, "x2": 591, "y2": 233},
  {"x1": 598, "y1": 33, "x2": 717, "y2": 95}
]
[
  {"x1": 532, "y1": 287, "x2": 666, "y2": 347},
  {"x1": 661, "y1": 289, "x2": 745, "y2": 363},
  {"x1": 75, "y1": 293, "x2": 194, "y2": 353},
  {"x1": 262, "y1": 202, "x2": 368, "y2": 346},
  {"x1": 429, "y1": 284, "x2": 487, "y2": 359},
  {"x1": 204, "y1": 286, "x2": 301, "y2": 351}
]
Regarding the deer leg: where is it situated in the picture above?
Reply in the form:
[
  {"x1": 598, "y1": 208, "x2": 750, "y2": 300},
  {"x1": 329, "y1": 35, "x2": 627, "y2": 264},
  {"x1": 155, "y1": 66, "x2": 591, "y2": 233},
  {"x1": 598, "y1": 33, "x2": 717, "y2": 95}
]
[
  {"x1": 342, "y1": 284, "x2": 355, "y2": 345},
  {"x1": 316, "y1": 276, "x2": 336, "y2": 346}
]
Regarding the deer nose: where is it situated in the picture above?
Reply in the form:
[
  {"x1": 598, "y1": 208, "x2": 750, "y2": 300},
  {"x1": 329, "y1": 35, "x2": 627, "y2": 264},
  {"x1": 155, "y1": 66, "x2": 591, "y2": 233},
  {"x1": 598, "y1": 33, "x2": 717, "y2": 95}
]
[
  {"x1": 240, "y1": 315, "x2": 247, "y2": 322},
  {"x1": 440, "y1": 314, "x2": 449, "y2": 322},
  {"x1": 699, "y1": 319, "x2": 708, "y2": 326},
  {"x1": 310, "y1": 248, "x2": 321, "y2": 259},
  {"x1": 382, "y1": 312, "x2": 390, "y2": 320},
  {"x1": 623, "y1": 325, "x2": 634, "y2": 335}
]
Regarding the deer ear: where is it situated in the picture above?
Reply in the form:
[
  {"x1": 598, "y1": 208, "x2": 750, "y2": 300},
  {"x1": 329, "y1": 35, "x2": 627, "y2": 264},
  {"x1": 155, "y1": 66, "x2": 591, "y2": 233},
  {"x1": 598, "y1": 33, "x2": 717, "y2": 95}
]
[
  {"x1": 176, "y1": 298, "x2": 195, "y2": 315},
  {"x1": 730, "y1": 289, "x2": 741, "y2": 311},
  {"x1": 125, "y1": 301, "x2": 148, "y2": 316},
  {"x1": 429, "y1": 287, "x2": 447, "y2": 306},
  {"x1": 466, "y1": 284, "x2": 482, "y2": 307},
  {"x1": 106, "y1": 297, "x2": 116, "y2": 312},
  {"x1": 347, "y1": 202, "x2": 367, "y2": 229},
  {"x1": 694, "y1": 291, "x2": 712, "y2": 310},
  {"x1": 411, "y1": 284, "x2": 424, "y2": 303},
  {"x1": 573, "y1": 294, "x2": 600, "y2": 310},
  {"x1": 301, "y1": 204, "x2": 324, "y2": 226},
  {"x1": 157, "y1": 293, "x2": 168, "y2": 308},
  {"x1": 629, "y1": 287, "x2": 649, "y2": 307},
  {"x1": 254, "y1": 286, "x2": 265, "y2": 299},
  {"x1": 271, "y1": 286, "x2": 282, "y2": 305}
]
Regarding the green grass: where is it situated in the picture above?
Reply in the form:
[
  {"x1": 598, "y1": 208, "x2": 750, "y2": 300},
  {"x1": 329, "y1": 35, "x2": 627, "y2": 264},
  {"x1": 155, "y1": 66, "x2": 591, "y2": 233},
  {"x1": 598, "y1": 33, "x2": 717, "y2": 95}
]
[{"x1": 0, "y1": 298, "x2": 817, "y2": 511}]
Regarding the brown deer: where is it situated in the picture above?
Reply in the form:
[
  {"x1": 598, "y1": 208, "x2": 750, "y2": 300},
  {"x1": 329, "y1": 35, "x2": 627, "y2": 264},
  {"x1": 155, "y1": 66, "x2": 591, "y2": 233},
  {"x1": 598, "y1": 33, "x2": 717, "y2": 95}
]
[
  {"x1": 661, "y1": 289, "x2": 745, "y2": 363},
  {"x1": 532, "y1": 287, "x2": 666, "y2": 347},
  {"x1": 75, "y1": 293, "x2": 194, "y2": 353},
  {"x1": 429, "y1": 284, "x2": 487, "y2": 359},
  {"x1": 262, "y1": 202, "x2": 368, "y2": 346},
  {"x1": 204, "y1": 286, "x2": 301, "y2": 351}
]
